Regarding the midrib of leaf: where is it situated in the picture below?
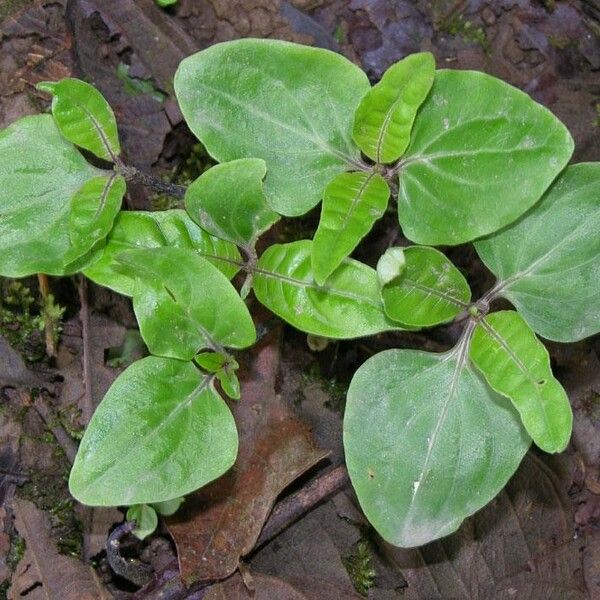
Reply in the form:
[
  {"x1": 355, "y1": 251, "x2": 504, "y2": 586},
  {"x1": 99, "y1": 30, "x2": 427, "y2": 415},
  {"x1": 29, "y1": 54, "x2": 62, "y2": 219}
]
[
  {"x1": 80, "y1": 102, "x2": 117, "y2": 162},
  {"x1": 79, "y1": 375, "x2": 213, "y2": 494},
  {"x1": 325, "y1": 173, "x2": 377, "y2": 252},
  {"x1": 93, "y1": 173, "x2": 117, "y2": 220},
  {"x1": 478, "y1": 318, "x2": 555, "y2": 440},
  {"x1": 375, "y1": 95, "x2": 405, "y2": 163},
  {"x1": 492, "y1": 207, "x2": 598, "y2": 299},
  {"x1": 398, "y1": 277, "x2": 468, "y2": 308},
  {"x1": 253, "y1": 265, "x2": 382, "y2": 308},
  {"x1": 406, "y1": 324, "x2": 473, "y2": 515},
  {"x1": 193, "y1": 80, "x2": 360, "y2": 168}
]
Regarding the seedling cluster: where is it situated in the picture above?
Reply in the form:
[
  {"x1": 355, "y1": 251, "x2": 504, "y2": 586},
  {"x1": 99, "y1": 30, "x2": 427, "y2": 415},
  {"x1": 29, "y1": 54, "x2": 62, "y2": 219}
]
[{"x1": 1, "y1": 39, "x2": 598, "y2": 547}]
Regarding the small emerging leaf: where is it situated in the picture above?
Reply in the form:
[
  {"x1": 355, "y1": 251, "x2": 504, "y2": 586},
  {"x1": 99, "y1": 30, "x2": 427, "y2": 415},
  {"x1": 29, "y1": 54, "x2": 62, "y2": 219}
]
[
  {"x1": 83, "y1": 210, "x2": 241, "y2": 296},
  {"x1": 185, "y1": 158, "x2": 279, "y2": 248},
  {"x1": 344, "y1": 345, "x2": 530, "y2": 547},
  {"x1": 64, "y1": 174, "x2": 125, "y2": 266},
  {"x1": 475, "y1": 163, "x2": 600, "y2": 342},
  {"x1": 0, "y1": 115, "x2": 103, "y2": 277},
  {"x1": 380, "y1": 246, "x2": 470, "y2": 327},
  {"x1": 353, "y1": 52, "x2": 435, "y2": 164},
  {"x1": 117, "y1": 247, "x2": 256, "y2": 360},
  {"x1": 127, "y1": 505, "x2": 158, "y2": 540},
  {"x1": 175, "y1": 39, "x2": 370, "y2": 216},
  {"x1": 469, "y1": 311, "x2": 572, "y2": 453},
  {"x1": 397, "y1": 69, "x2": 574, "y2": 245},
  {"x1": 70, "y1": 356, "x2": 238, "y2": 506},
  {"x1": 152, "y1": 497, "x2": 184, "y2": 517},
  {"x1": 253, "y1": 240, "x2": 399, "y2": 339},
  {"x1": 312, "y1": 172, "x2": 390, "y2": 285},
  {"x1": 196, "y1": 352, "x2": 241, "y2": 400},
  {"x1": 376, "y1": 247, "x2": 405, "y2": 286},
  {"x1": 37, "y1": 78, "x2": 121, "y2": 161},
  {"x1": 195, "y1": 352, "x2": 227, "y2": 372}
]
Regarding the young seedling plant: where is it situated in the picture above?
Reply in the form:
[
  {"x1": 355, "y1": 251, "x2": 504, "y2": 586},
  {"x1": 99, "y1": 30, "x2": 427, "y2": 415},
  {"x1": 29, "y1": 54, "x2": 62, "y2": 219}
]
[{"x1": 1, "y1": 39, "x2": 598, "y2": 549}]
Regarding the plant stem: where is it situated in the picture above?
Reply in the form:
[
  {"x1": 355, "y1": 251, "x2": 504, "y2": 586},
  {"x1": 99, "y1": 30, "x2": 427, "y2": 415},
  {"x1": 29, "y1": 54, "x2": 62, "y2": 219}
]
[{"x1": 115, "y1": 161, "x2": 187, "y2": 200}]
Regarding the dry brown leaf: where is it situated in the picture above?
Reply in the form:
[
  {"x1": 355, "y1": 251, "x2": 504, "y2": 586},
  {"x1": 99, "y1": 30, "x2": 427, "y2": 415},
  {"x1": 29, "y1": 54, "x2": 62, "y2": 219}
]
[
  {"x1": 204, "y1": 570, "x2": 308, "y2": 600},
  {"x1": 8, "y1": 498, "x2": 112, "y2": 600},
  {"x1": 167, "y1": 329, "x2": 328, "y2": 585}
]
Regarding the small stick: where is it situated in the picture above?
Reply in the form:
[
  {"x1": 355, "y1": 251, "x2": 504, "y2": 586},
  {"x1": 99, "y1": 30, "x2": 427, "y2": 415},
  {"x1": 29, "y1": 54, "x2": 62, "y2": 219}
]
[
  {"x1": 78, "y1": 276, "x2": 93, "y2": 424},
  {"x1": 116, "y1": 162, "x2": 187, "y2": 200},
  {"x1": 254, "y1": 465, "x2": 350, "y2": 549},
  {"x1": 107, "y1": 522, "x2": 153, "y2": 587}
]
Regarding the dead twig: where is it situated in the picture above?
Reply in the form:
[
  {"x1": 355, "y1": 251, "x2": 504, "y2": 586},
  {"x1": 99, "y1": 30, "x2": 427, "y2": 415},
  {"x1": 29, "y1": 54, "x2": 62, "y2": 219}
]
[{"x1": 78, "y1": 276, "x2": 93, "y2": 424}]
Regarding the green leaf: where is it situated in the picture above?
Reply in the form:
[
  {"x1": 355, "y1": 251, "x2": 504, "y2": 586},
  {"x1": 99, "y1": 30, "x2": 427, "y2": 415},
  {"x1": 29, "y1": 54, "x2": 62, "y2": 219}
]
[
  {"x1": 185, "y1": 158, "x2": 279, "y2": 248},
  {"x1": 397, "y1": 69, "x2": 574, "y2": 245},
  {"x1": 469, "y1": 311, "x2": 572, "y2": 453},
  {"x1": 475, "y1": 163, "x2": 600, "y2": 342},
  {"x1": 353, "y1": 52, "x2": 435, "y2": 164},
  {"x1": 378, "y1": 246, "x2": 471, "y2": 327},
  {"x1": 126, "y1": 505, "x2": 158, "y2": 540},
  {"x1": 376, "y1": 247, "x2": 406, "y2": 286},
  {"x1": 175, "y1": 38, "x2": 370, "y2": 216},
  {"x1": 152, "y1": 497, "x2": 184, "y2": 516},
  {"x1": 196, "y1": 352, "x2": 241, "y2": 400},
  {"x1": 156, "y1": 0, "x2": 177, "y2": 7},
  {"x1": 83, "y1": 210, "x2": 241, "y2": 296},
  {"x1": 343, "y1": 342, "x2": 530, "y2": 548},
  {"x1": 117, "y1": 247, "x2": 256, "y2": 360},
  {"x1": 69, "y1": 356, "x2": 238, "y2": 506},
  {"x1": 64, "y1": 174, "x2": 125, "y2": 266},
  {"x1": 312, "y1": 172, "x2": 390, "y2": 285},
  {"x1": 37, "y1": 78, "x2": 121, "y2": 162},
  {"x1": 0, "y1": 115, "x2": 104, "y2": 277},
  {"x1": 253, "y1": 240, "x2": 399, "y2": 339}
]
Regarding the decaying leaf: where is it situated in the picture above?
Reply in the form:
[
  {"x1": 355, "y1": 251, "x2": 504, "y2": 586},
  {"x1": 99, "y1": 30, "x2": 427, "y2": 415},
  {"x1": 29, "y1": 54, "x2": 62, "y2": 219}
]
[
  {"x1": 167, "y1": 328, "x2": 328, "y2": 585},
  {"x1": 204, "y1": 570, "x2": 307, "y2": 600},
  {"x1": 8, "y1": 498, "x2": 111, "y2": 600}
]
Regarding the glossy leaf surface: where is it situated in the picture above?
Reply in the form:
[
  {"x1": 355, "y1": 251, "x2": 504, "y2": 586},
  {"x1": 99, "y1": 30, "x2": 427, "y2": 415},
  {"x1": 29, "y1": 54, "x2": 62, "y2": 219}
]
[
  {"x1": 470, "y1": 311, "x2": 572, "y2": 453},
  {"x1": 398, "y1": 69, "x2": 574, "y2": 245},
  {"x1": 353, "y1": 52, "x2": 435, "y2": 163},
  {"x1": 379, "y1": 246, "x2": 471, "y2": 327},
  {"x1": 0, "y1": 115, "x2": 103, "y2": 277},
  {"x1": 64, "y1": 174, "x2": 125, "y2": 265},
  {"x1": 83, "y1": 210, "x2": 241, "y2": 296},
  {"x1": 185, "y1": 158, "x2": 279, "y2": 248},
  {"x1": 117, "y1": 247, "x2": 255, "y2": 360},
  {"x1": 344, "y1": 343, "x2": 530, "y2": 547},
  {"x1": 175, "y1": 39, "x2": 370, "y2": 216},
  {"x1": 312, "y1": 172, "x2": 390, "y2": 285},
  {"x1": 38, "y1": 78, "x2": 120, "y2": 161},
  {"x1": 253, "y1": 240, "x2": 399, "y2": 338},
  {"x1": 70, "y1": 356, "x2": 238, "y2": 506},
  {"x1": 475, "y1": 163, "x2": 600, "y2": 342}
]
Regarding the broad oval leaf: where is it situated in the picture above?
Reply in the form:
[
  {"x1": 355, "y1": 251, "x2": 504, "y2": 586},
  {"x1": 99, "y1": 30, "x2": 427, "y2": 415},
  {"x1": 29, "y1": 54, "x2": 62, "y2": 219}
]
[
  {"x1": 353, "y1": 52, "x2": 435, "y2": 164},
  {"x1": 253, "y1": 240, "x2": 399, "y2": 339},
  {"x1": 475, "y1": 163, "x2": 600, "y2": 342},
  {"x1": 397, "y1": 69, "x2": 574, "y2": 245},
  {"x1": 379, "y1": 246, "x2": 471, "y2": 327},
  {"x1": 69, "y1": 356, "x2": 238, "y2": 506},
  {"x1": 37, "y1": 78, "x2": 121, "y2": 161},
  {"x1": 117, "y1": 247, "x2": 256, "y2": 360},
  {"x1": 469, "y1": 311, "x2": 572, "y2": 453},
  {"x1": 344, "y1": 344, "x2": 530, "y2": 547},
  {"x1": 185, "y1": 158, "x2": 279, "y2": 248},
  {"x1": 83, "y1": 210, "x2": 241, "y2": 296},
  {"x1": 175, "y1": 38, "x2": 370, "y2": 216},
  {"x1": 0, "y1": 115, "x2": 103, "y2": 277},
  {"x1": 312, "y1": 172, "x2": 390, "y2": 285},
  {"x1": 64, "y1": 174, "x2": 125, "y2": 266}
]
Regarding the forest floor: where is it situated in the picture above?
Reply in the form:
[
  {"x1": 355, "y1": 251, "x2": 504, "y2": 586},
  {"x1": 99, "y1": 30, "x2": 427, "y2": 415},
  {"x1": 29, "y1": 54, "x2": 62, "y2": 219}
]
[{"x1": 0, "y1": 1, "x2": 599, "y2": 598}]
